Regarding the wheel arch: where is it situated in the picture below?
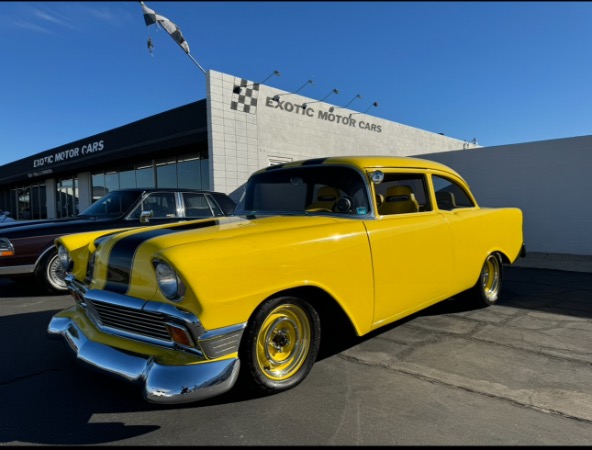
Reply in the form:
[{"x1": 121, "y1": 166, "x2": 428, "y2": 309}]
[
  {"x1": 255, "y1": 286, "x2": 359, "y2": 337},
  {"x1": 34, "y1": 244, "x2": 58, "y2": 270}
]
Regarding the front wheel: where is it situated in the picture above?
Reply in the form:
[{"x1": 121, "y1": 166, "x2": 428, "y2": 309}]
[
  {"x1": 35, "y1": 248, "x2": 68, "y2": 294},
  {"x1": 468, "y1": 253, "x2": 503, "y2": 306},
  {"x1": 239, "y1": 296, "x2": 321, "y2": 396}
]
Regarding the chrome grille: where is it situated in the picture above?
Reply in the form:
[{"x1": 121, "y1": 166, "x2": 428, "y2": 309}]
[{"x1": 84, "y1": 298, "x2": 172, "y2": 342}]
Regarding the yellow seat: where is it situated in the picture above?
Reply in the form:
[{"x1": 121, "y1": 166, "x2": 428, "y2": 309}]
[
  {"x1": 307, "y1": 186, "x2": 340, "y2": 211},
  {"x1": 379, "y1": 185, "x2": 419, "y2": 215},
  {"x1": 436, "y1": 191, "x2": 457, "y2": 210},
  {"x1": 375, "y1": 193, "x2": 385, "y2": 208}
]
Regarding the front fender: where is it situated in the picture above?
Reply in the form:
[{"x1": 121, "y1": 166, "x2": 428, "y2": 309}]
[{"x1": 158, "y1": 220, "x2": 376, "y2": 335}]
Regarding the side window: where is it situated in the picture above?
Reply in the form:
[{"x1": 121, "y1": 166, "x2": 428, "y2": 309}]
[
  {"x1": 375, "y1": 173, "x2": 430, "y2": 215},
  {"x1": 432, "y1": 176, "x2": 475, "y2": 210},
  {"x1": 130, "y1": 193, "x2": 178, "y2": 218},
  {"x1": 183, "y1": 193, "x2": 219, "y2": 218}
]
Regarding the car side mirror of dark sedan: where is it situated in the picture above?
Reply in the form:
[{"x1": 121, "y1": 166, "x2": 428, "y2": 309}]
[{"x1": 140, "y1": 210, "x2": 154, "y2": 224}]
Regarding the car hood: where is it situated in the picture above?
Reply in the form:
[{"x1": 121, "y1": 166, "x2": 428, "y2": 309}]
[
  {"x1": 0, "y1": 216, "x2": 120, "y2": 238},
  {"x1": 94, "y1": 214, "x2": 347, "y2": 249},
  {"x1": 69, "y1": 214, "x2": 366, "y2": 297}
]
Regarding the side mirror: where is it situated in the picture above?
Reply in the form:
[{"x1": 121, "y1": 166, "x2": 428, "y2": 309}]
[
  {"x1": 370, "y1": 170, "x2": 384, "y2": 184},
  {"x1": 140, "y1": 210, "x2": 153, "y2": 224}
]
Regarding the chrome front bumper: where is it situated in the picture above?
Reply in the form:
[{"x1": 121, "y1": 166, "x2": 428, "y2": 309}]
[
  {"x1": 48, "y1": 315, "x2": 241, "y2": 404},
  {"x1": 47, "y1": 275, "x2": 244, "y2": 404}
]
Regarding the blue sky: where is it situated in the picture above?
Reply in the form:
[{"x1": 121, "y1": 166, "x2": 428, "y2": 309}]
[{"x1": 1, "y1": 1, "x2": 591, "y2": 167}]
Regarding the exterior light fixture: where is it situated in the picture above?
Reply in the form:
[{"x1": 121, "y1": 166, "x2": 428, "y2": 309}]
[
  {"x1": 260, "y1": 70, "x2": 281, "y2": 84},
  {"x1": 234, "y1": 70, "x2": 281, "y2": 95},
  {"x1": 349, "y1": 101, "x2": 379, "y2": 116},
  {"x1": 272, "y1": 79, "x2": 314, "y2": 102},
  {"x1": 329, "y1": 94, "x2": 362, "y2": 112},
  {"x1": 302, "y1": 88, "x2": 339, "y2": 110}
]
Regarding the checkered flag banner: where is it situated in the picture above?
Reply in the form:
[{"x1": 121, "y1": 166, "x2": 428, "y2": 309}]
[
  {"x1": 231, "y1": 79, "x2": 260, "y2": 114},
  {"x1": 140, "y1": 1, "x2": 190, "y2": 54}
]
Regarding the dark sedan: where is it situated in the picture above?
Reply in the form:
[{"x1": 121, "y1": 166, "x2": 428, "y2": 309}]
[{"x1": 0, "y1": 188, "x2": 235, "y2": 294}]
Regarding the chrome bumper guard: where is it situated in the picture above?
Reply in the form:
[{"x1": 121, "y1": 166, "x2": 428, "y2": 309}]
[{"x1": 48, "y1": 275, "x2": 244, "y2": 404}]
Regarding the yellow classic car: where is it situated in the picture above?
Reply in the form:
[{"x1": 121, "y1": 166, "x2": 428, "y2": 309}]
[{"x1": 48, "y1": 155, "x2": 525, "y2": 404}]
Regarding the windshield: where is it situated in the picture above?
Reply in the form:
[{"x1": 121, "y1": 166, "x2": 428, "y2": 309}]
[
  {"x1": 235, "y1": 165, "x2": 371, "y2": 216},
  {"x1": 78, "y1": 191, "x2": 141, "y2": 217}
]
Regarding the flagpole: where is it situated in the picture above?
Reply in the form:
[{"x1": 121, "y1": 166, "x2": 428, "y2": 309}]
[{"x1": 183, "y1": 47, "x2": 206, "y2": 75}]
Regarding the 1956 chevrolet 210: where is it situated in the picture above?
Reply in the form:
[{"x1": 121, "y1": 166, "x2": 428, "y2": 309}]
[{"x1": 48, "y1": 155, "x2": 525, "y2": 404}]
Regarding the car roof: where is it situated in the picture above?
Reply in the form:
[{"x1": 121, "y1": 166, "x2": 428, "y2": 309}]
[
  {"x1": 110, "y1": 188, "x2": 226, "y2": 195},
  {"x1": 254, "y1": 155, "x2": 462, "y2": 178}
]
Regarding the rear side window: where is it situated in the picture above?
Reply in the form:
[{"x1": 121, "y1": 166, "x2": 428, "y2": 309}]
[
  {"x1": 211, "y1": 193, "x2": 236, "y2": 215},
  {"x1": 183, "y1": 193, "x2": 215, "y2": 218},
  {"x1": 432, "y1": 176, "x2": 474, "y2": 210}
]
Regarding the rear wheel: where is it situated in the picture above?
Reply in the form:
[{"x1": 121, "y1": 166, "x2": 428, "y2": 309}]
[
  {"x1": 35, "y1": 248, "x2": 68, "y2": 294},
  {"x1": 239, "y1": 296, "x2": 321, "y2": 396},
  {"x1": 468, "y1": 253, "x2": 503, "y2": 306}
]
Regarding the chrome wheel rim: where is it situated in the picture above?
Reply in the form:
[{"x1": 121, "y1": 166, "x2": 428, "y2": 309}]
[
  {"x1": 256, "y1": 304, "x2": 311, "y2": 381},
  {"x1": 48, "y1": 253, "x2": 67, "y2": 290},
  {"x1": 481, "y1": 254, "x2": 501, "y2": 302}
]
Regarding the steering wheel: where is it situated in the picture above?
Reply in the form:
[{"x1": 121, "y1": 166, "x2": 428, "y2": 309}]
[{"x1": 333, "y1": 197, "x2": 352, "y2": 213}]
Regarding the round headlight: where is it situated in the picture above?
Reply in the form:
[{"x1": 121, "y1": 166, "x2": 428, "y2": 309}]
[
  {"x1": 154, "y1": 260, "x2": 185, "y2": 300},
  {"x1": 58, "y1": 244, "x2": 72, "y2": 272}
]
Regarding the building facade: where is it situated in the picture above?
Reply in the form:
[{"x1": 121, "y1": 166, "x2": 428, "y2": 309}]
[
  {"x1": 0, "y1": 70, "x2": 474, "y2": 221},
  {"x1": 2, "y1": 69, "x2": 591, "y2": 257}
]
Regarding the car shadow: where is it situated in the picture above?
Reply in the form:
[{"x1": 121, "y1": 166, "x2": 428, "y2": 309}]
[
  {"x1": 0, "y1": 306, "x2": 266, "y2": 445},
  {"x1": 0, "y1": 277, "x2": 56, "y2": 298},
  {"x1": 316, "y1": 294, "x2": 481, "y2": 362},
  {"x1": 316, "y1": 266, "x2": 592, "y2": 363}
]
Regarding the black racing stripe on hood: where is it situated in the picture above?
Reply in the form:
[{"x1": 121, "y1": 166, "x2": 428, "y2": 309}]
[
  {"x1": 105, "y1": 219, "x2": 220, "y2": 294},
  {"x1": 301, "y1": 157, "x2": 329, "y2": 165}
]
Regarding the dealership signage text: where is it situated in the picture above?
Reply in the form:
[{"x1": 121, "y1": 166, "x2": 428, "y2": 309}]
[
  {"x1": 265, "y1": 97, "x2": 381, "y2": 133},
  {"x1": 33, "y1": 140, "x2": 105, "y2": 168}
]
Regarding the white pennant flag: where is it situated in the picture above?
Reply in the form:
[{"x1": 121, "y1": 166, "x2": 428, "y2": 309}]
[{"x1": 140, "y1": 1, "x2": 190, "y2": 54}]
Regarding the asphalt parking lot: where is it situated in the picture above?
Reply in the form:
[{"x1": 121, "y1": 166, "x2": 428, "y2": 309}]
[{"x1": 1, "y1": 264, "x2": 592, "y2": 446}]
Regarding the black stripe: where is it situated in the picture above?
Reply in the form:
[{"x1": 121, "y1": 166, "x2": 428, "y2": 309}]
[
  {"x1": 301, "y1": 157, "x2": 329, "y2": 165},
  {"x1": 105, "y1": 220, "x2": 219, "y2": 294}
]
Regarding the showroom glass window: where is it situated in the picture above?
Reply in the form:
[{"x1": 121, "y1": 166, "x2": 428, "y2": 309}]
[
  {"x1": 56, "y1": 177, "x2": 79, "y2": 218},
  {"x1": 90, "y1": 152, "x2": 207, "y2": 195},
  {"x1": 6, "y1": 183, "x2": 47, "y2": 220}
]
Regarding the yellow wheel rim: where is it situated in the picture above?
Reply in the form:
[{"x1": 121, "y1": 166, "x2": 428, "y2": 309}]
[
  {"x1": 482, "y1": 254, "x2": 501, "y2": 301},
  {"x1": 256, "y1": 303, "x2": 311, "y2": 381}
]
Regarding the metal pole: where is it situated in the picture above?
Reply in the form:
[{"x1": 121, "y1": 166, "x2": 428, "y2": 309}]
[{"x1": 186, "y1": 52, "x2": 206, "y2": 75}]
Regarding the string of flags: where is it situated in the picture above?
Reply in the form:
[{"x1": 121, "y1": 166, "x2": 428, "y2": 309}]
[{"x1": 140, "y1": 1, "x2": 190, "y2": 54}]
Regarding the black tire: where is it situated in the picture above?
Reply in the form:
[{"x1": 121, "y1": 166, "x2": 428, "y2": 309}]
[
  {"x1": 239, "y1": 295, "x2": 321, "y2": 396},
  {"x1": 467, "y1": 253, "x2": 503, "y2": 307},
  {"x1": 35, "y1": 248, "x2": 68, "y2": 294}
]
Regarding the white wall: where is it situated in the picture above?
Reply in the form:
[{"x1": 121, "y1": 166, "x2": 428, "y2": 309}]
[
  {"x1": 206, "y1": 70, "x2": 476, "y2": 198},
  {"x1": 419, "y1": 136, "x2": 592, "y2": 255}
]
